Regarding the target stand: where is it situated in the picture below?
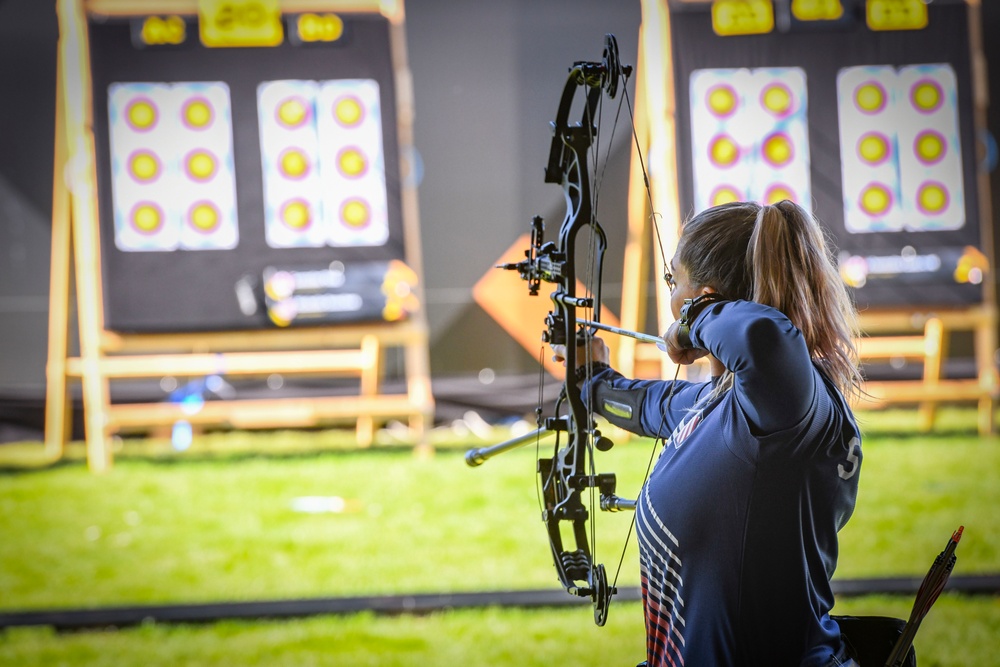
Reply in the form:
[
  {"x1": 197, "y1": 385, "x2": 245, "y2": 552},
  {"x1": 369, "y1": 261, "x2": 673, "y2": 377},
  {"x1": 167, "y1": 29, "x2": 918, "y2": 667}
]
[{"x1": 45, "y1": 0, "x2": 434, "y2": 471}]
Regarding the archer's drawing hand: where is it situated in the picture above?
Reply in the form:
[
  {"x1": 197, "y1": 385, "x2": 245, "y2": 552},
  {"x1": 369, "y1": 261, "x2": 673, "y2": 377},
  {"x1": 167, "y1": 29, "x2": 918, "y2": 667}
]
[
  {"x1": 550, "y1": 336, "x2": 610, "y2": 367},
  {"x1": 663, "y1": 320, "x2": 710, "y2": 366}
]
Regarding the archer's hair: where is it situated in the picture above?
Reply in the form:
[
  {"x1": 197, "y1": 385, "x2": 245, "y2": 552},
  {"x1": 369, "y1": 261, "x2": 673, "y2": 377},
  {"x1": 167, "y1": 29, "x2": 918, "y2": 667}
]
[{"x1": 677, "y1": 200, "x2": 862, "y2": 399}]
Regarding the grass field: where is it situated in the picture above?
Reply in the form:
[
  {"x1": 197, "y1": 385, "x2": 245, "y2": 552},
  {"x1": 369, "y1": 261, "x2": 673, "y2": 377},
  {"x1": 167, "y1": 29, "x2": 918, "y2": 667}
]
[{"x1": 0, "y1": 407, "x2": 998, "y2": 665}]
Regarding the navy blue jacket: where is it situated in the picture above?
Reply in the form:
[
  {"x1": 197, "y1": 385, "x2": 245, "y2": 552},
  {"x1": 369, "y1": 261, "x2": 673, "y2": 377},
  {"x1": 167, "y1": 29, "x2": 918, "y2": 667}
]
[{"x1": 585, "y1": 300, "x2": 861, "y2": 666}]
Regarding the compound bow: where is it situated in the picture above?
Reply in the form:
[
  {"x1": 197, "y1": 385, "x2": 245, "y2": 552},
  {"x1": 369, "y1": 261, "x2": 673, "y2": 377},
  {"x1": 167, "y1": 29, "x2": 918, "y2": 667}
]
[{"x1": 465, "y1": 34, "x2": 638, "y2": 626}]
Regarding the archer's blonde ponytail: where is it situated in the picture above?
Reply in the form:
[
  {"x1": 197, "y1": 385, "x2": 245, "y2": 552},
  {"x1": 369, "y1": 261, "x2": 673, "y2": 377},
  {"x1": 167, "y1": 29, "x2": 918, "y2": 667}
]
[{"x1": 679, "y1": 200, "x2": 861, "y2": 399}]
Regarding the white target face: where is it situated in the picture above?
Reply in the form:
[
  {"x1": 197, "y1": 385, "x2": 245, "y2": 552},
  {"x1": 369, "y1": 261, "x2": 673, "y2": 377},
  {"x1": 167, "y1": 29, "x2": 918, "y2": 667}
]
[
  {"x1": 108, "y1": 82, "x2": 239, "y2": 251},
  {"x1": 837, "y1": 64, "x2": 964, "y2": 233},
  {"x1": 689, "y1": 67, "x2": 811, "y2": 212},
  {"x1": 258, "y1": 78, "x2": 389, "y2": 249}
]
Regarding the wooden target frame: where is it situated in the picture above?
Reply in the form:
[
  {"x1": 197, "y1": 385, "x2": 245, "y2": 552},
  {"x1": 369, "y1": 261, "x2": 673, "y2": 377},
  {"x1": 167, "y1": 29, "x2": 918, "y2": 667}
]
[{"x1": 46, "y1": 0, "x2": 433, "y2": 471}]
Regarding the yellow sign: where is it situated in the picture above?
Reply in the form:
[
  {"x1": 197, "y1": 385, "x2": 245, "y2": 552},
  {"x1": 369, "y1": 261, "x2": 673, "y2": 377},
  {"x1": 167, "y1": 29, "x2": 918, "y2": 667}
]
[
  {"x1": 140, "y1": 16, "x2": 186, "y2": 46},
  {"x1": 296, "y1": 13, "x2": 345, "y2": 43},
  {"x1": 712, "y1": 0, "x2": 774, "y2": 36},
  {"x1": 792, "y1": 0, "x2": 844, "y2": 22},
  {"x1": 866, "y1": 0, "x2": 928, "y2": 31},
  {"x1": 199, "y1": 0, "x2": 283, "y2": 47}
]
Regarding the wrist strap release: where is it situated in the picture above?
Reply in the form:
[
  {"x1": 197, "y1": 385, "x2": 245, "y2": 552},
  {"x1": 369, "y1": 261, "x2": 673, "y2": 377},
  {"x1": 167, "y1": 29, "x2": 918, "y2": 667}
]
[{"x1": 677, "y1": 293, "x2": 728, "y2": 349}]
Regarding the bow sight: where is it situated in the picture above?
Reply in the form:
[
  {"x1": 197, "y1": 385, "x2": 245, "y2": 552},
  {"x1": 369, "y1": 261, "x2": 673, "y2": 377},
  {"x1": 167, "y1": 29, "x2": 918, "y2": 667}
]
[{"x1": 467, "y1": 34, "x2": 635, "y2": 627}]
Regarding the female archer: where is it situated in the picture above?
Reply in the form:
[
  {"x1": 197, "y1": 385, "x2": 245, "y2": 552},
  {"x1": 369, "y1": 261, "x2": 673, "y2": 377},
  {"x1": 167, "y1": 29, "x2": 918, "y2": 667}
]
[{"x1": 553, "y1": 199, "x2": 863, "y2": 666}]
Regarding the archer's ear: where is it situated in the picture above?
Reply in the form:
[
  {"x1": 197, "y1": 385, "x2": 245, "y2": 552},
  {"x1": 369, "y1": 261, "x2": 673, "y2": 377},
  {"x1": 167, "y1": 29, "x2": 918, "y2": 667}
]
[{"x1": 699, "y1": 285, "x2": 718, "y2": 296}]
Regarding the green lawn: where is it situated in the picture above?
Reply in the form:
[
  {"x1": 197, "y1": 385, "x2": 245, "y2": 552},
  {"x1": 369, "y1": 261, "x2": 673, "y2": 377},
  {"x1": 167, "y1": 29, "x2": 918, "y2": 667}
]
[{"x1": 0, "y1": 407, "x2": 997, "y2": 665}]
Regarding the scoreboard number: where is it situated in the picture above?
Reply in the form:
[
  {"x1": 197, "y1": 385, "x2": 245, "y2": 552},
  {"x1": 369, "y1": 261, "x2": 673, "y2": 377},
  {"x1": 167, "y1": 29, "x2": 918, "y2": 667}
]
[
  {"x1": 866, "y1": 0, "x2": 928, "y2": 31},
  {"x1": 198, "y1": 0, "x2": 284, "y2": 47}
]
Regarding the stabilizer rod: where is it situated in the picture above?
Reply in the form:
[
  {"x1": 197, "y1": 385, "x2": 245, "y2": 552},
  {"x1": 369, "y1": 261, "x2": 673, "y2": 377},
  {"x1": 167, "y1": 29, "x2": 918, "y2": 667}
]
[{"x1": 465, "y1": 428, "x2": 555, "y2": 467}]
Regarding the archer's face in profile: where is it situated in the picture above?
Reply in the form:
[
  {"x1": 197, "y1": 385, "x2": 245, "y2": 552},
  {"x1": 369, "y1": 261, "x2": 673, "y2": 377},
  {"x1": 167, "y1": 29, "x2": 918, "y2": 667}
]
[{"x1": 666, "y1": 253, "x2": 716, "y2": 320}]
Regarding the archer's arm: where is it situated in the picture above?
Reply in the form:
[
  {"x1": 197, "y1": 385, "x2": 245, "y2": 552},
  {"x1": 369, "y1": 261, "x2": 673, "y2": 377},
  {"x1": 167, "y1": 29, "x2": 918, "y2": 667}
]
[{"x1": 686, "y1": 300, "x2": 816, "y2": 433}]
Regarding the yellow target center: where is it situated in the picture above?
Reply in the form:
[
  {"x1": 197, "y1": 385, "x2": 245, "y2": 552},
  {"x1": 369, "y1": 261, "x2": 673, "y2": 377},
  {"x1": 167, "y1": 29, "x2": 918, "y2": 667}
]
[
  {"x1": 279, "y1": 149, "x2": 310, "y2": 179},
  {"x1": 186, "y1": 151, "x2": 217, "y2": 181},
  {"x1": 859, "y1": 183, "x2": 892, "y2": 215},
  {"x1": 855, "y1": 83, "x2": 885, "y2": 114},
  {"x1": 183, "y1": 99, "x2": 213, "y2": 129},
  {"x1": 334, "y1": 97, "x2": 363, "y2": 127},
  {"x1": 277, "y1": 98, "x2": 309, "y2": 128},
  {"x1": 281, "y1": 200, "x2": 311, "y2": 229},
  {"x1": 341, "y1": 199, "x2": 371, "y2": 228},
  {"x1": 858, "y1": 133, "x2": 889, "y2": 164},
  {"x1": 915, "y1": 131, "x2": 945, "y2": 163},
  {"x1": 710, "y1": 186, "x2": 741, "y2": 207},
  {"x1": 130, "y1": 151, "x2": 160, "y2": 182},
  {"x1": 126, "y1": 100, "x2": 157, "y2": 131},
  {"x1": 764, "y1": 185, "x2": 794, "y2": 205},
  {"x1": 762, "y1": 134, "x2": 793, "y2": 166},
  {"x1": 189, "y1": 202, "x2": 220, "y2": 232},
  {"x1": 761, "y1": 84, "x2": 792, "y2": 116},
  {"x1": 337, "y1": 148, "x2": 367, "y2": 178},
  {"x1": 912, "y1": 82, "x2": 942, "y2": 112},
  {"x1": 707, "y1": 85, "x2": 737, "y2": 117},
  {"x1": 917, "y1": 182, "x2": 948, "y2": 213},
  {"x1": 709, "y1": 135, "x2": 739, "y2": 167},
  {"x1": 132, "y1": 203, "x2": 162, "y2": 233}
]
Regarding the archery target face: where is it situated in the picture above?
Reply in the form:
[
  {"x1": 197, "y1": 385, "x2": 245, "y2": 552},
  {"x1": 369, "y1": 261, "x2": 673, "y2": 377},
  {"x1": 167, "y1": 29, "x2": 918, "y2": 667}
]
[
  {"x1": 837, "y1": 64, "x2": 964, "y2": 233},
  {"x1": 258, "y1": 80, "x2": 326, "y2": 247},
  {"x1": 108, "y1": 82, "x2": 239, "y2": 251},
  {"x1": 689, "y1": 67, "x2": 811, "y2": 212},
  {"x1": 258, "y1": 78, "x2": 389, "y2": 249}
]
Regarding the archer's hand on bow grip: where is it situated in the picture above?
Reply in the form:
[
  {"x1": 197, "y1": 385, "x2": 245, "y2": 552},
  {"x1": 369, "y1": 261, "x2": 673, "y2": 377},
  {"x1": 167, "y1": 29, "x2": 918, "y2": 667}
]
[{"x1": 550, "y1": 336, "x2": 611, "y2": 368}]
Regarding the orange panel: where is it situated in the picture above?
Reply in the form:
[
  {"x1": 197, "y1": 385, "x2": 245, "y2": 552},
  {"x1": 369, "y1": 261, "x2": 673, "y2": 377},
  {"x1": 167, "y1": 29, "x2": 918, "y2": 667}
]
[{"x1": 473, "y1": 234, "x2": 621, "y2": 379}]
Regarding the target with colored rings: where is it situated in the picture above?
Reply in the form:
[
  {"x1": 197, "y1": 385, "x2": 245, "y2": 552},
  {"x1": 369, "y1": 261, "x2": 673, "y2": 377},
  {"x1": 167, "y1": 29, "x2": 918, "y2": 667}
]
[
  {"x1": 916, "y1": 181, "x2": 949, "y2": 214},
  {"x1": 185, "y1": 150, "x2": 218, "y2": 182},
  {"x1": 690, "y1": 67, "x2": 810, "y2": 211},
  {"x1": 334, "y1": 96, "x2": 364, "y2": 127},
  {"x1": 911, "y1": 79, "x2": 943, "y2": 114},
  {"x1": 341, "y1": 198, "x2": 371, "y2": 228},
  {"x1": 710, "y1": 185, "x2": 742, "y2": 206},
  {"x1": 129, "y1": 150, "x2": 161, "y2": 183},
  {"x1": 760, "y1": 83, "x2": 793, "y2": 117},
  {"x1": 914, "y1": 130, "x2": 946, "y2": 165},
  {"x1": 182, "y1": 97, "x2": 214, "y2": 130},
  {"x1": 857, "y1": 132, "x2": 891, "y2": 165},
  {"x1": 706, "y1": 84, "x2": 738, "y2": 118},
  {"x1": 764, "y1": 184, "x2": 795, "y2": 204},
  {"x1": 281, "y1": 199, "x2": 312, "y2": 230},
  {"x1": 854, "y1": 81, "x2": 887, "y2": 114},
  {"x1": 130, "y1": 202, "x2": 164, "y2": 234},
  {"x1": 337, "y1": 147, "x2": 368, "y2": 178},
  {"x1": 762, "y1": 133, "x2": 794, "y2": 167},
  {"x1": 110, "y1": 81, "x2": 238, "y2": 252},
  {"x1": 125, "y1": 98, "x2": 158, "y2": 132},
  {"x1": 277, "y1": 96, "x2": 311, "y2": 128},
  {"x1": 187, "y1": 201, "x2": 221, "y2": 233},
  {"x1": 708, "y1": 135, "x2": 740, "y2": 167},
  {"x1": 279, "y1": 148, "x2": 311, "y2": 179},
  {"x1": 858, "y1": 183, "x2": 893, "y2": 216}
]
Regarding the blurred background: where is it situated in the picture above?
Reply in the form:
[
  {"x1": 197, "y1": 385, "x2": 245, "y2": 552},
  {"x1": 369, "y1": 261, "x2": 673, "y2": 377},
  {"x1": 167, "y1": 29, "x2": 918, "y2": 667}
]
[{"x1": 3, "y1": 0, "x2": 1000, "y2": 443}]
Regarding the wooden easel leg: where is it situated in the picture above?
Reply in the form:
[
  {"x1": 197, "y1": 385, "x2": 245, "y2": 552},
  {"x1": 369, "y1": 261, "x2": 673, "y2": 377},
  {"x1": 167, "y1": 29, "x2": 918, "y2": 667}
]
[
  {"x1": 356, "y1": 334, "x2": 379, "y2": 447},
  {"x1": 917, "y1": 318, "x2": 944, "y2": 432},
  {"x1": 45, "y1": 63, "x2": 72, "y2": 462}
]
